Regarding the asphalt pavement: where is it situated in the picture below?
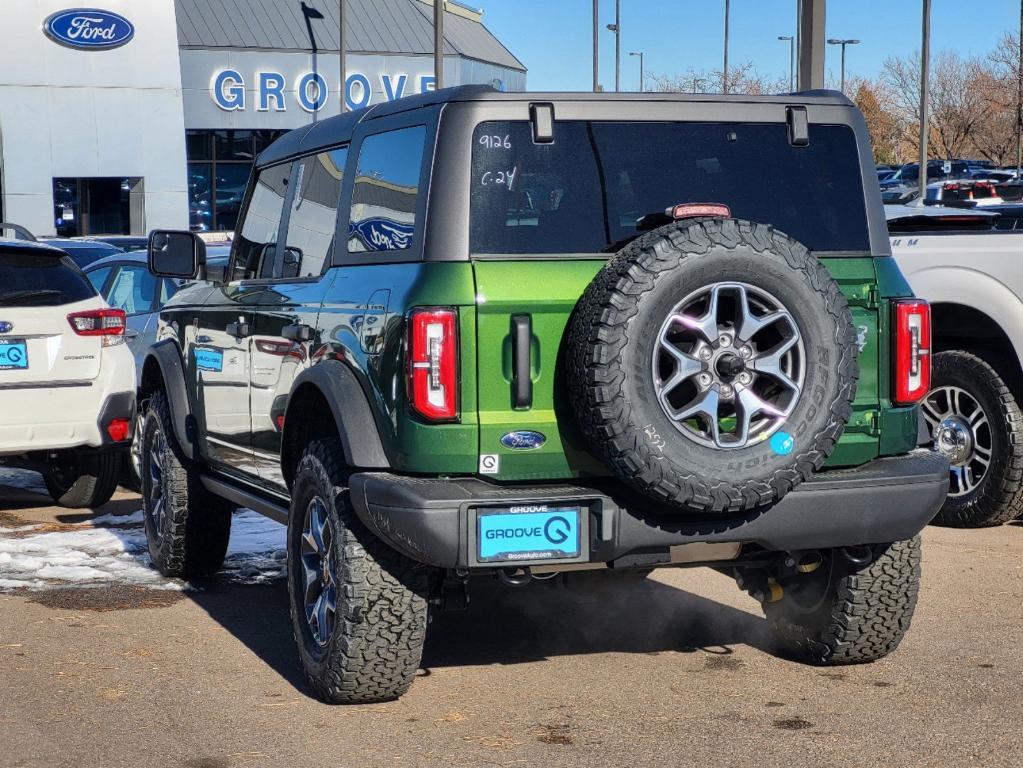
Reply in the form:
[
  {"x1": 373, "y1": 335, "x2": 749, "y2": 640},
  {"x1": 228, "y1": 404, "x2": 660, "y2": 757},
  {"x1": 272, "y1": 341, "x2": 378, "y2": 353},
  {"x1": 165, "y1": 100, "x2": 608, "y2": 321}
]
[{"x1": 0, "y1": 472, "x2": 1020, "y2": 768}]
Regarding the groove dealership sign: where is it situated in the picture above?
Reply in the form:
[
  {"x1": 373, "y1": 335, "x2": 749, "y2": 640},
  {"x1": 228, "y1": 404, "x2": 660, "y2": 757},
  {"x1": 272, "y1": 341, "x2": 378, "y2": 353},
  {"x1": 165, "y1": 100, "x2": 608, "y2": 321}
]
[{"x1": 210, "y1": 69, "x2": 438, "y2": 113}]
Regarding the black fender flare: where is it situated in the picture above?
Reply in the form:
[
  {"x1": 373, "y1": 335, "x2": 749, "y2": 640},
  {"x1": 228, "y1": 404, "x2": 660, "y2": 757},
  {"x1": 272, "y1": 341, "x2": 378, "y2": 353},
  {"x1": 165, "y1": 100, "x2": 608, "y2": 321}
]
[
  {"x1": 141, "y1": 340, "x2": 196, "y2": 461},
  {"x1": 282, "y1": 359, "x2": 390, "y2": 474}
]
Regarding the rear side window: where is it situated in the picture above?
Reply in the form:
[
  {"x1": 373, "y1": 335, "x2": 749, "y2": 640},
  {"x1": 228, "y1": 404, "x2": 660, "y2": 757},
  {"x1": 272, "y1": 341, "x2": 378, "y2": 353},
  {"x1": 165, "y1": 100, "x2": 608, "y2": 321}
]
[
  {"x1": 0, "y1": 254, "x2": 97, "y2": 306},
  {"x1": 348, "y1": 126, "x2": 426, "y2": 254},
  {"x1": 470, "y1": 121, "x2": 870, "y2": 254},
  {"x1": 106, "y1": 265, "x2": 158, "y2": 315},
  {"x1": 232, "y1": 162, "x2": 293, "y2": 280},
  {"x1": 283, "y1": 147, "x2": 347, "y2": 277}
]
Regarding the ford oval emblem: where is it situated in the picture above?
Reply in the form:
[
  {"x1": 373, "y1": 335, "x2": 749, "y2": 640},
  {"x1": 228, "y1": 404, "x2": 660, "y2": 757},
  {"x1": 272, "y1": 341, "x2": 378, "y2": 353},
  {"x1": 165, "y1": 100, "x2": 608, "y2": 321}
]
[
  {"x1": 500, "y1": 431, "x2": 546, "y2": 450},
  {"x1": 44, "y1": 8, "x2": 135, "y2": 50},
  {"x1": 0, "y1": 321, "x2": 12, "y2": 334}
]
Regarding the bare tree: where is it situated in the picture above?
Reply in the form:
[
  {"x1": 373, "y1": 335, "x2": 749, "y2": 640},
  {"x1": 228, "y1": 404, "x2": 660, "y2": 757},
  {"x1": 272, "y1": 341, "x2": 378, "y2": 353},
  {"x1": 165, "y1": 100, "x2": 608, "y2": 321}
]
[{"x1": 648, "y1": 62, "x2": 787, "y2": 95}]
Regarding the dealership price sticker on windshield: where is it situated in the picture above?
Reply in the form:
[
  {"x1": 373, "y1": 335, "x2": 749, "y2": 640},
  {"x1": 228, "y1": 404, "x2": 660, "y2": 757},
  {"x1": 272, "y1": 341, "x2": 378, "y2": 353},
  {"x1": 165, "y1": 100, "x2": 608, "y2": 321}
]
[{"x1": 476, "y1": 506, "x2": 581, "y2": 563}]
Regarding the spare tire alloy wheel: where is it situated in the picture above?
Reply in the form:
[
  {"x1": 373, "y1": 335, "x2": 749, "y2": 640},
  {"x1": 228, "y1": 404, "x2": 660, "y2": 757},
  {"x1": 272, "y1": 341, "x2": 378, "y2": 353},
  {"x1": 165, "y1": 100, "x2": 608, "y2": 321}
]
[
  {"x1": 653, "y1": 282, "x2": 804, "y2": 448},
  {"x1": 569, "y1": 219, "x2": 858, "y2": 514}
]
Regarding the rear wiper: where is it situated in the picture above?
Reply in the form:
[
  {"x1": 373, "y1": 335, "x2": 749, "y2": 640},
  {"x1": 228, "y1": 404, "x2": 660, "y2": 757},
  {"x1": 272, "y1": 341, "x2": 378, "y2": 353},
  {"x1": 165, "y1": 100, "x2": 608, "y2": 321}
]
[{"x1": 0, "y1": 289, "x2": 62, "y2": 306}]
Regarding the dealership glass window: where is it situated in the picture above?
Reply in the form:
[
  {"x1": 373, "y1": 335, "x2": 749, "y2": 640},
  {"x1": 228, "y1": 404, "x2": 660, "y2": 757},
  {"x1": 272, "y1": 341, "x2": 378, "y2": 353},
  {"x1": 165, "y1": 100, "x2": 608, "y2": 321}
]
[
  {"x1": 231, "y1": 162, "x2": 294, "y2": 281},
  {"x1": 282, "y1": 148, "x2": 348, "y2": 278},
  {"x1": 186, "y1": 130, "x2": 285, "y2": 232},
  {"x1": 348, "y1": 126, "x2": 426, "y2": 253}
]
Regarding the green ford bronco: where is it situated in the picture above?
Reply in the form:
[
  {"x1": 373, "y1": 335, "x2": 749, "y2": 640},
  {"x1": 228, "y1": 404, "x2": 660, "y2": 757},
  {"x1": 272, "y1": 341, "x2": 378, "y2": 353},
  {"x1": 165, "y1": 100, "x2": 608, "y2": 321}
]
[{"x1": 143, "y1": 86, "x2": 948, "y2": 704}]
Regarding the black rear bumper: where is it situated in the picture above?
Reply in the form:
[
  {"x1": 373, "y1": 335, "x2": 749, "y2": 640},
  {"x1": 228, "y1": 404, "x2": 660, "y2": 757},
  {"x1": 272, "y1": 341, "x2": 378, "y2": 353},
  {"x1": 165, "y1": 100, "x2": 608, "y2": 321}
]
[{"x1": 348, "y1": 450, "x2": 949, "y2": 570}]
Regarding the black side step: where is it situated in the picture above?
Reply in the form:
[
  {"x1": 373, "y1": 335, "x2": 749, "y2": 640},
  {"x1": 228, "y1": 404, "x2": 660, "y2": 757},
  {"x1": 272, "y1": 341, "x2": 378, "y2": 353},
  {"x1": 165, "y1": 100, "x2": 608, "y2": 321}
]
[{"x1": 201, "y1": 475, "x2": 289, "y2": 524}]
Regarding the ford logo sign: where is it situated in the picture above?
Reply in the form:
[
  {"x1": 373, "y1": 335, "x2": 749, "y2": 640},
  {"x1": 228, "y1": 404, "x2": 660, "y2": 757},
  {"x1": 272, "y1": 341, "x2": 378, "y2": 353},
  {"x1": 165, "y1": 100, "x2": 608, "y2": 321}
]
[
  {"x1": 44, "y1": 8, "x2": 135, "y2": 50},
  {"x1": 0, "y1": 322, "x2": 12, "y2": 334},
  {"x1": 500, "y1": 431, "x2": 546, "y2": 450}
]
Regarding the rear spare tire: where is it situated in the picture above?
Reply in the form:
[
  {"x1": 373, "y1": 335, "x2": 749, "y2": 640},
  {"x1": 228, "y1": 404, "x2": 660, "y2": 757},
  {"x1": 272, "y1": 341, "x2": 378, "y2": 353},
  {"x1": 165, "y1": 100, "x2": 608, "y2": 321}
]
[{"x1": 568, "y1": 218, "x2": 858, "y2": 514}]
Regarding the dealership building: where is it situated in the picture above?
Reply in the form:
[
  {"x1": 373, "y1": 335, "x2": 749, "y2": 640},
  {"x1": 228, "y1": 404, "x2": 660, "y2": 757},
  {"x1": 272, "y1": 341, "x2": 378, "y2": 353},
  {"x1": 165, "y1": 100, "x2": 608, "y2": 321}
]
[{"x1": 0, "y1": 0, "x2": 525, "y2": 238}]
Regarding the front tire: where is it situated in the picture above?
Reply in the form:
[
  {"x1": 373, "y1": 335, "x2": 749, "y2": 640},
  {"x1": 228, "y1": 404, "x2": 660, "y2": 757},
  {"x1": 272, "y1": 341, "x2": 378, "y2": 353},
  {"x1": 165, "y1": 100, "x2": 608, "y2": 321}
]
[
  {"x1": 922, "y1": 350, "x2": 1023, "y2": 528},
  {"x1": 43, "y1": 450, "x2": 120, "y2": 509},
  {"x1": 760, "y1": 537, "x2": 921, "y2": 664},
  {"x1": 287, "y1": 438, "x2": 429, "y2": 704},
  {"x1": 141, "y1": 389, "x2": 232, "y2": 577}
]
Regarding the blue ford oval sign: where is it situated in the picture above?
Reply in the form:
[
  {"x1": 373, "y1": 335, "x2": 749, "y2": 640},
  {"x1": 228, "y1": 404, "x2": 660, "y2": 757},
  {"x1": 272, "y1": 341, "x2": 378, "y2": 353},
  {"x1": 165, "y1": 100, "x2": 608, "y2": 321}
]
[
  {"x1": 44, "y1": 9, "x2": 135, "y2": 50},
  {"x1": 500, "y1": 431, "x2": 547, "y2": 450}
]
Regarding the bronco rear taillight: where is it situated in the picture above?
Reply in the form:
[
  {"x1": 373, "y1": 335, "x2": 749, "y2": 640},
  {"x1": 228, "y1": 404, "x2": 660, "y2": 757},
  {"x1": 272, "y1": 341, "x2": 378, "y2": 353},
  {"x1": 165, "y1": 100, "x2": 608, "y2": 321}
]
[
  {"x1": 407, "y1": 308, "x2": 459, "y2": 422},
  {"x1": 893, "y1": 299, "x2": 931, "y2": 405},
  {"x1": 67, "y1": 308, "x2": 126, "y2": 346}
]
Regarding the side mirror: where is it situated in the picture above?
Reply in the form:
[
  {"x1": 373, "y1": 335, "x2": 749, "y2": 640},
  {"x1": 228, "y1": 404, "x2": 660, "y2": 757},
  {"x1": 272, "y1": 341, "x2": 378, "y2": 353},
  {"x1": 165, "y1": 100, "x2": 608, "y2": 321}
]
[{"x1": 148, "y1": 230, "x2": 206, "y2": 279}]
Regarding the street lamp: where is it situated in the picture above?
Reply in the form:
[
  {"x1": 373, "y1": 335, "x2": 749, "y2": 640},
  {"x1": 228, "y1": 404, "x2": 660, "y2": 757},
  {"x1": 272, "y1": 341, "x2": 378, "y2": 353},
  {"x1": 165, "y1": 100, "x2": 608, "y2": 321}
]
[
  {"x1": 606, "y1": 0, "x2": 621, "y2": 92},
  {"x1": 827, "y1": 37, "x2": 860, "y2": 93},
  {"x1": 778, "y1": 35, "x2": 795, "y2": 93},
  {"x1": 629, "y1": 51, "x2": 644, "y2": 92},
  {"x1": 722, "y1": 0, "x2": 731, "y2": 93}
]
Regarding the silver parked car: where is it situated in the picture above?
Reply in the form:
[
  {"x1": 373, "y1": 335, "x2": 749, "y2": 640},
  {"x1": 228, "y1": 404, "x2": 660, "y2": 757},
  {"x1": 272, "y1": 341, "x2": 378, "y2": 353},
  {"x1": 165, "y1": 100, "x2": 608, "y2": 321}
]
[{"x1": 84, "y1": 245, "x2": 231, "y2": 487}]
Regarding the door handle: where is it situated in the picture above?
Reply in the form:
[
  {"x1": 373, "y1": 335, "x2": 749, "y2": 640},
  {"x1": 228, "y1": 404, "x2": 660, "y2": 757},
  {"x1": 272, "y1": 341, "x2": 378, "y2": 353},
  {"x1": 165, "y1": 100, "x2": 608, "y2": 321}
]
[
  {"x1": 226, "y1": 321, "x2": 251, "y2": 338},
  {"x1": 282, "y1": 323, "x2": 313, "y2": 342},
  {"x1": 511, "y1": 314, "x2": 532, "y2": 410}
]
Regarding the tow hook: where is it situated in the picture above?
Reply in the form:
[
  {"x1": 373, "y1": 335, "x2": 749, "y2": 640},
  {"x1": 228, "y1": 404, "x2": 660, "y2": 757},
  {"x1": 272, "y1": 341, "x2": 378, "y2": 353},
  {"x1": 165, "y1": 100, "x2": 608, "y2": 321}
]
[
  {"x1": 497, "y1": 567, "x2": 532, "y2": 587},
  {"x1": 840, "y1": 545, "x2": 874, "y2": 566}
]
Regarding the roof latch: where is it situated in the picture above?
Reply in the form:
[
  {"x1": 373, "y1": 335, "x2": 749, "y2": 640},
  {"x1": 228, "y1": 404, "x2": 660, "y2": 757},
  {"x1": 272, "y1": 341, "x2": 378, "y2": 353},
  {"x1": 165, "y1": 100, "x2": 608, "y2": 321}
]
[
  {"x1": 529, "y1": 102, "x2": 555, "y2": 144},
  {"x1": 786, "y1": 106, "x2": 809, "y2": 147}
]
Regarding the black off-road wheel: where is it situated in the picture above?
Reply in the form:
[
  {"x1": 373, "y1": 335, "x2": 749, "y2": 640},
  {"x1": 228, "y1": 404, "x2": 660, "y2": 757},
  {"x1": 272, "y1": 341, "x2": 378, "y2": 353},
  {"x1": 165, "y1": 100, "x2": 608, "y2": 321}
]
[
  {"x1": 43, "y1": 450, "x2": 121, "y2": 509},
  {"x1": 761, "y1": 537, "x2": 921, "y2": 664},
  {"x1": 568, "y1": 218, "x2": 858, "y2": 514},
  {"x1": 287, "y1": 438, "x2": 429, "y2": 704},
  {"x1": 922, "y1": 351, "x2": 1023, "y2": 528},
  {"x1": 141, "y1": 389, "x2": 232, "y2": 577}
]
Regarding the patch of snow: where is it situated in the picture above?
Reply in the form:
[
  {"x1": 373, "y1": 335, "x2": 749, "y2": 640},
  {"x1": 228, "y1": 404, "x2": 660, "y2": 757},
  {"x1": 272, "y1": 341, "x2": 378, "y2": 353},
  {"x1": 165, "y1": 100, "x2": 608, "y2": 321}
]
[
  {"x1": 0, "y1": 508, "x2": 287, "y2": 592},
  {"x1": 0, "y1": 467, "x2": 46, "y2": 494}
]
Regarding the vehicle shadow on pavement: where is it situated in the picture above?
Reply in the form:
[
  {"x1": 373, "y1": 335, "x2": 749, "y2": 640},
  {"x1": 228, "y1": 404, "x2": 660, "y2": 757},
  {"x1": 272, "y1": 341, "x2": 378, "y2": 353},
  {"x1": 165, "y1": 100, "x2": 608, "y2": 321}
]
[{"x1": 187, "y1": 571, "x2": 774, "y2": 695}]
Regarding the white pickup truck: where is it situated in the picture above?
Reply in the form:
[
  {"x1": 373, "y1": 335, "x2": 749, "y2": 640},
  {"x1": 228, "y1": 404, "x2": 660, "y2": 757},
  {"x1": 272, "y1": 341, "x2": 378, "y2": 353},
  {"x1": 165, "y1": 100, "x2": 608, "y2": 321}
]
[{"x1": 889, "y1": 206, "x2": 1023, "y2": 527}]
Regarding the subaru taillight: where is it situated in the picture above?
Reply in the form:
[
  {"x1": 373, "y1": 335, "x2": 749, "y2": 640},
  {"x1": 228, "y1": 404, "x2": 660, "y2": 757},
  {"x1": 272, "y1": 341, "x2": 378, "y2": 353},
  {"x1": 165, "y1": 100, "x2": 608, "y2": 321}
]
[
  {"x1": 407, "y1": 308, "x2": 458, "y2": 422},
  {"x1": 67, "y1": 308, "x2": 126, "y2": 346},
  {"x1": 893, "y1": 299, "x2": 931, "y2": 405}
]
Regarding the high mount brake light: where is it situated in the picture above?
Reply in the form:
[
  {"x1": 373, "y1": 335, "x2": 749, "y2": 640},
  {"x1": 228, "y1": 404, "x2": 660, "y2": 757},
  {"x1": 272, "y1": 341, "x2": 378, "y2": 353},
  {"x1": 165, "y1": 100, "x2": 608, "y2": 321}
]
[
  {"x1": 67, "y1": 308, "x2": 126, "y2": 346},
  {"x1": 667, "y1": 203, "x2": 732, "y2": 220},
  {"x1": 407, "y1": 308, "x2": 459, "y2": 422},
  {"x1": 893, "y1": 299, "x2": 931, "y2": 406}
]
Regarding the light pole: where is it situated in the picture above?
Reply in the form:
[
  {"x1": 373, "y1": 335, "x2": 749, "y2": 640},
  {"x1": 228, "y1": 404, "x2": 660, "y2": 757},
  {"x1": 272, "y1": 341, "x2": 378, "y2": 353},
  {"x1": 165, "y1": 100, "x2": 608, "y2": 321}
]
[
  {"x1": 1016, "y1": 0, "x2": 1022, "y2": 178},
  {"x1": 778, "y1": 35, "x2": 795, "y2": 93},
  {"x1": 434, "y1": 0, "x2": 444, "y2": 90},
  {"x1": 592, "y1": 0, "x2": 599, "y2": 92},
  {"x1": 919, "y1": 0, "x2": 931, "y2": 195},
  {"x1": 722, "y1": 0, "x2": 730, "y2": 93},
  {"x1": 338, "y1": 0, "x2": 346, "y2": 112},
  {"x1": 629, "y1": 51, "x2": 644, "y2": 92},
  {"x1": 827, "y1": 37, "x2": 860, "y2": 93},
  {"x1": 606, "y1": 0, "x2": 621, "y2": 92}
]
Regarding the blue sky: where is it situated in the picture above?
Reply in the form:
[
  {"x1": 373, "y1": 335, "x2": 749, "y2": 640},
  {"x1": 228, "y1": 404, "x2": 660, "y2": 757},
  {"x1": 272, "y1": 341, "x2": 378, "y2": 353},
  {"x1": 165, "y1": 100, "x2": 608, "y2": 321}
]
[{"x1": 480, "y1": 0, "x2": 1022, "y2": 91}]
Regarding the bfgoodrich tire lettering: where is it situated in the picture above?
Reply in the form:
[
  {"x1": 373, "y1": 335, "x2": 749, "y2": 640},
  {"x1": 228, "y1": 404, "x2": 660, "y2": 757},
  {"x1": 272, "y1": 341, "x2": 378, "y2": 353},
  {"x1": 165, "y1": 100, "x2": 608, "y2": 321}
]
[
  {"x1": 287, "y1": 438, "x2": 429, "y2": 704},
  {"x1": 568, "y1": 218, "x2": 858, "y2": 514}
]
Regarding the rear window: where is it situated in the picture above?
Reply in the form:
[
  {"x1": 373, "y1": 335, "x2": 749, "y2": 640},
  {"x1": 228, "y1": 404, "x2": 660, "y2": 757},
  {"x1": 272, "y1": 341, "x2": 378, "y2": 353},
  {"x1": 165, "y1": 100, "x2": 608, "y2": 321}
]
[
  {"x1": 0, "y1": 254, "x2": 97, "y2": 306},
  {"x1": 470, "y1": 121, "x2": 869, "y2": 254}
]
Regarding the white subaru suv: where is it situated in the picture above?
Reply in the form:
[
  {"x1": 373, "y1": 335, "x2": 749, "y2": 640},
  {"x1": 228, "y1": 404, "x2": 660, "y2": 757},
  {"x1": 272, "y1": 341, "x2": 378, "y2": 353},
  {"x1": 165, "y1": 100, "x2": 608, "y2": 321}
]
[{"x1": 0, "y1": 238, "x2": 135, "y2": 507}]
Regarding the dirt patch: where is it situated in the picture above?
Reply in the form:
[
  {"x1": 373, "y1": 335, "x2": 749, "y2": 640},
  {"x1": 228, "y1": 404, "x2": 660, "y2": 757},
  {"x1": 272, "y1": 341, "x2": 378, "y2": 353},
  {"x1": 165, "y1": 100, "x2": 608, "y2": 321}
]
[
  {"x1": 183, "y1": 759, "x2": 229, "y2": 768},
  {"x1": 705, "y1": 655, "x2": 744, "y2": 671},
  {"x1": 536, "y1": 723, "x2": 574, "y2": 745},
  {"x1": 0, "y1": 511, "x2": 26, "y2": 528},
  {"x1": 28, "y1": 585, "x2": 184, "y2": 612},
  {"x1": 773, "y1": 717, "x2": 813, "y2": 731}
]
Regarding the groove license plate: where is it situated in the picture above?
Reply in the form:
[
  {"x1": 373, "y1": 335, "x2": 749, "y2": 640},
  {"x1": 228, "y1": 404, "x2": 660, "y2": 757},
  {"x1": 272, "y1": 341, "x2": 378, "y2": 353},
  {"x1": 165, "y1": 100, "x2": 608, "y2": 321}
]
[
  {"x1": 476, "y1": 506, "x2": 582, "y2": 563},
  {"x1": 0, "y1": 339, "x2": 28, "y2": 370}
]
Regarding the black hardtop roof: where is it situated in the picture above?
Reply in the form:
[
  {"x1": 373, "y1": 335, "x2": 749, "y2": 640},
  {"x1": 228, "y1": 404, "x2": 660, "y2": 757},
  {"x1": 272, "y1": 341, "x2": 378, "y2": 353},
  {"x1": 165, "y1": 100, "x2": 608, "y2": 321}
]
[
  {"x1": 256, "y1": 85, "x2": 855, "y2": 167},
  {"x1": 0, "y1": 238, "x2": 68, "y2": 257}
]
